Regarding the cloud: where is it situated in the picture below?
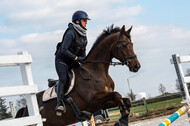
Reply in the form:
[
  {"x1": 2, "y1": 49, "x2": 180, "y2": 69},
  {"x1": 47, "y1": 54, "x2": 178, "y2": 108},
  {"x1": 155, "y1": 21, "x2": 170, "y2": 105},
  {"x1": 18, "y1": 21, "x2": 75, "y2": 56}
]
[
  {"x1": 133, "y1": 25, "x2": 190, "y2": 48},
  {"x1": 0, "y1": 0, "x2": 142, "y2": 36},
  {"x1": 0, "y1": 0, "x2": 143, "y2": 57},
  {"x1": 19, "y1": 30, "x2": 63, "y2": 44},
  {"x1": 0, "y1": 26, "x2": 6, "y2": 33}
]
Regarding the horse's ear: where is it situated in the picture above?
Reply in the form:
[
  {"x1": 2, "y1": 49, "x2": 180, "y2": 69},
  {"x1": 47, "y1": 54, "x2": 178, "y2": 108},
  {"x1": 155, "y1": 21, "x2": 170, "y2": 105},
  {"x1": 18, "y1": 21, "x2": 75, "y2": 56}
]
[
  {"x1": 126, "y1": 25, "x2": 133, "y2": 35},
  {"x1": 120, "y1": 25, "x2": 125, "y2": 36}
]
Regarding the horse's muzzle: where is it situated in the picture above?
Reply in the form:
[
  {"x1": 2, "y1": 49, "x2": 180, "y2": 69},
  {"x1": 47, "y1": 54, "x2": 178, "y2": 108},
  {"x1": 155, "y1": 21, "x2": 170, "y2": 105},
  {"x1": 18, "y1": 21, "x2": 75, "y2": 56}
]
[{"x1": 128, "y1": 61, "x2": 141, "y2": 72}]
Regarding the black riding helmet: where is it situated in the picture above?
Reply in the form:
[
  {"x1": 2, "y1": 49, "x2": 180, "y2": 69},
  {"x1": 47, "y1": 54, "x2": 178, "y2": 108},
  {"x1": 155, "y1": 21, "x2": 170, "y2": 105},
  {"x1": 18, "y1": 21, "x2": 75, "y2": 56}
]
[{"x1": 72, "y1": 10, "x2": 90, "y2": 29}]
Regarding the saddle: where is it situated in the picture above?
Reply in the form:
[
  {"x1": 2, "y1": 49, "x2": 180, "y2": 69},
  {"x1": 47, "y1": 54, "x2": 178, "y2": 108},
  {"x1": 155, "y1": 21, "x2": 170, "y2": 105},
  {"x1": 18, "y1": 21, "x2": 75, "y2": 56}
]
[{"x1": 42, "y1": 70, "x2": 75, "y2": 102}]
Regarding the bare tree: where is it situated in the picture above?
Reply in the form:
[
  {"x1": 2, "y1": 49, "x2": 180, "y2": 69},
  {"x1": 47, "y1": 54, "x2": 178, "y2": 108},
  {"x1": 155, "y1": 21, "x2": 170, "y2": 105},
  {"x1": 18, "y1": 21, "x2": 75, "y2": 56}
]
[
  {"x1": 185, "y1": 68, "x2": 190, "y2": 76},
  {"x1": 159, "y1": 83, "x2": 166, "y2": 95},
  {"x1": 16, "y1": 96, "x2": 27, "y2": 110},
  {"x1": 176, "y1": 79, "x2": 182, "y2": 92},
  {"x1": 127, "y1": 89, "x2": 136, "y2": 101}
]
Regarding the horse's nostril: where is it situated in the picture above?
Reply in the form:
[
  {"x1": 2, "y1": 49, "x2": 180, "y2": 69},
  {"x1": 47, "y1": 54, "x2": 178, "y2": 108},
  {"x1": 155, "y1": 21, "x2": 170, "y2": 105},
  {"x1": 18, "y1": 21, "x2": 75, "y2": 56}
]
[{"x1": 135, "y1": 64, "x2": 138, "y2": 68}]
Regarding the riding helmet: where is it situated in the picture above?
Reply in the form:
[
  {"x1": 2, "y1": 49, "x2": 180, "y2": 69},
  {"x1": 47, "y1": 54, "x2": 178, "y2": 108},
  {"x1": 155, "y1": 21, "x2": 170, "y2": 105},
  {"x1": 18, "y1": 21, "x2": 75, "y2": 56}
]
[{"x1": 72, "y1": 10, "x2": 90, "y2": 22}]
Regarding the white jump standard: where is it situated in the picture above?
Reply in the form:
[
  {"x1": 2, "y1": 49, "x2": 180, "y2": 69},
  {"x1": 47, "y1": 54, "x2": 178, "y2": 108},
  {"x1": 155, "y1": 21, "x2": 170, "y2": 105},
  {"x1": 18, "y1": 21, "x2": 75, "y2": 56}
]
[{"x1": 0, "y1": 51, "x2": 43, "y2": 126}]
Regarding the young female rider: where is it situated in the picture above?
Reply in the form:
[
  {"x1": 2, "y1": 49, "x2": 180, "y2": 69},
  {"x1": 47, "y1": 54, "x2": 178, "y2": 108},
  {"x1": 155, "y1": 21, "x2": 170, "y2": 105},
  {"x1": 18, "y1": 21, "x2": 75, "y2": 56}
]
[{"x1": 55, "y1": 10, "x2": 90, "y2": 116}]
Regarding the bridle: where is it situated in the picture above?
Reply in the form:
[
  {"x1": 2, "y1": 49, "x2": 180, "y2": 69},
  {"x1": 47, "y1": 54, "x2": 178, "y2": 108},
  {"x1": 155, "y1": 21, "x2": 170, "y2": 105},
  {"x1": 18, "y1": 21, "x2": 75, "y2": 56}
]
[
  {"x1": 116, "y1": 32, "x2": 136, "y2": 65},
  {"x1": 83, "y1": 32, "x2": 137, "y2": 66}
]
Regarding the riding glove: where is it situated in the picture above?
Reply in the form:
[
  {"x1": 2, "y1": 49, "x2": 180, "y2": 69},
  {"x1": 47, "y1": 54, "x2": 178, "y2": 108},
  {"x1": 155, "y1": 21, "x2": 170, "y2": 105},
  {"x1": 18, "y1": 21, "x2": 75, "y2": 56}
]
[{"x1": 78, "y1": 56, "x2": 85, "y2": 63}]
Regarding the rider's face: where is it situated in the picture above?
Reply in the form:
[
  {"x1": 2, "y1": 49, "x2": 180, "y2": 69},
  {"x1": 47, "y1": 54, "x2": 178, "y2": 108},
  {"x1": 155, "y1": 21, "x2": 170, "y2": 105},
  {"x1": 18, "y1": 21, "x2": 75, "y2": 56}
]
[
  {"x1": 76, "y1": 19, "x2": 87, "y2": 28},
  {"x1": 80, "y1": 19, "x2": 87, "y2": 28}
]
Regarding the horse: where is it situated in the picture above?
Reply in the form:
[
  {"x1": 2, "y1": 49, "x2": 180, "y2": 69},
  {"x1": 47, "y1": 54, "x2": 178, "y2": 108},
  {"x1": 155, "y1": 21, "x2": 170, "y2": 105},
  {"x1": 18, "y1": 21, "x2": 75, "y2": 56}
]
[{"x1": 16, "y1": 25, "x2": 140, "y2": 126}]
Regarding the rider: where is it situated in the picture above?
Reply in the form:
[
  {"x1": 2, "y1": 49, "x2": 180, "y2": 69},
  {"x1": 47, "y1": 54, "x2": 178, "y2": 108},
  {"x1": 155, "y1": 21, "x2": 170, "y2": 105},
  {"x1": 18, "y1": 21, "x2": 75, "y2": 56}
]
[{"x1": 55, "y1": 10, "x2": 90, "y2": 116}]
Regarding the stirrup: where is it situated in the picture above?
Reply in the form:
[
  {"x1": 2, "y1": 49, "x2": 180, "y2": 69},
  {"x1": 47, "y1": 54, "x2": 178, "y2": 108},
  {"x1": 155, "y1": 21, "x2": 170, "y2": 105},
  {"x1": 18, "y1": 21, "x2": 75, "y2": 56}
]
[{"x1": 56, "y1": 104, "x2": 66, "y2": 116}]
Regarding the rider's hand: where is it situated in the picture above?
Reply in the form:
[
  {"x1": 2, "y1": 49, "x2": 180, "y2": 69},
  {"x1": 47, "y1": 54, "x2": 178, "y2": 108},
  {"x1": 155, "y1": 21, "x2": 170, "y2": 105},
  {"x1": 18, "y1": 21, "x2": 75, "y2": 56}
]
[
  {"x1": 78, "y1": 56, "x2": 85, "y2": 63},
  {"x1": 74, "y1": 56, "x2": 78, "y2": 61}
]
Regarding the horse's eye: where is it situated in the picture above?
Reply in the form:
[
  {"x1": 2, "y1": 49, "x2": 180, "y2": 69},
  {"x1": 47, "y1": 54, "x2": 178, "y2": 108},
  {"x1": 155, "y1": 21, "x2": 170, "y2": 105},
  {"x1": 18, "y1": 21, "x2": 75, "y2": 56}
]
[{"x1": 122, "y1": 45, "x2": 127, "y2": 48}]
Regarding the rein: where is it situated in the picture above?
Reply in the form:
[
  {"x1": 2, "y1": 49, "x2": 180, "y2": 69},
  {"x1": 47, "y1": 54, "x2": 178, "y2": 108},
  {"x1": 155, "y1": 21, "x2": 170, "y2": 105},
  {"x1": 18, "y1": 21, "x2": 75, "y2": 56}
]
[
  {"x1": 83, "y1": 32, "x2": 136, "y2": 66},
  {"x1": 83, "y1": 61, "x2": 125, "y2": 66}
]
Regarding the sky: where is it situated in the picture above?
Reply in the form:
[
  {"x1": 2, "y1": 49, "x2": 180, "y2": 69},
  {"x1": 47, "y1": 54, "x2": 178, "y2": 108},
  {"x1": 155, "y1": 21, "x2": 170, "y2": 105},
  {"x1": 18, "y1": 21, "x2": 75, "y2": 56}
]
[{"x1": 0, "y1": 0, "x2": 190, "y2": 101}]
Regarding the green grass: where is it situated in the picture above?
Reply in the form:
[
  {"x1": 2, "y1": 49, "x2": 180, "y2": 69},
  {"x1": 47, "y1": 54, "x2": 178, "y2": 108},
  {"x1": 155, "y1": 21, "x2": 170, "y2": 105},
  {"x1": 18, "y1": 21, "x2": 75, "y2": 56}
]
[
  {"x1": 130, "y1": 98, "x2": 182, "y2": 114},
  {"x1": 109, "y1": 114, "x2": 121, "y2": 121},
  {"x1": 108, "y1": 97, "x2": 183, "y2": 121},
  {"x1": 130, "y1": 105, "x2": 147, "y2": 115},
  {"x1": 146, "y1": 97, "x2": 182, "y2": 112}
]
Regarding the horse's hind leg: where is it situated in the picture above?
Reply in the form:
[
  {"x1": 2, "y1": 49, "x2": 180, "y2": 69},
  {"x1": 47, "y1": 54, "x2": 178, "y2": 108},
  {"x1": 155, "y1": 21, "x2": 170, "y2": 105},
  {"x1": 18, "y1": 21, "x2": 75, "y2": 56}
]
[{"x1": 122, "y1": 98, "x2": 131, "y2": 113}]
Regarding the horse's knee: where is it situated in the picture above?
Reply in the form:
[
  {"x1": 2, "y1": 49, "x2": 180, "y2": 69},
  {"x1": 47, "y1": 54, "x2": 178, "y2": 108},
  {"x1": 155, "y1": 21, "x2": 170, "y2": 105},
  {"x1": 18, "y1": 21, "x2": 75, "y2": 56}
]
[{"x1": 113, "y1": 92, "x2": 122, "y2": 100}]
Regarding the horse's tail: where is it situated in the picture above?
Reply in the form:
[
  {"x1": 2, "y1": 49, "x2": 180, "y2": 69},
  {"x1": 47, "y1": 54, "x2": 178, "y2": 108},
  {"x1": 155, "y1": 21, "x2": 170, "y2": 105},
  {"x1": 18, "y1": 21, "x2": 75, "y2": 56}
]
[{"x1": 15, "y1": 107, "x2": 28, "y2": 118}]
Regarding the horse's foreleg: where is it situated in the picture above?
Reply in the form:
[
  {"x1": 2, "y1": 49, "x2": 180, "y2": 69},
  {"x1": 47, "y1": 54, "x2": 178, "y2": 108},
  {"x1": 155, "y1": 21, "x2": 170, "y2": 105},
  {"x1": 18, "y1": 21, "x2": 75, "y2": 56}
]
[
  {"x1": 91, "y1": 92, "x2": 130, "y2": 115},
  {"x1": 122, "y1": 98, "x2": 131, "y2": 113}
]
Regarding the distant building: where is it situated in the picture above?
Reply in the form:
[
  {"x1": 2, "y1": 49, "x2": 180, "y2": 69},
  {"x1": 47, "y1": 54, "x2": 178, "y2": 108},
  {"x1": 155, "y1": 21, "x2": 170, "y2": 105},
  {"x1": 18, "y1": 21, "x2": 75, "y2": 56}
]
[{"x1": 136, "y1": 92, "x2": 147, "y2": 100}]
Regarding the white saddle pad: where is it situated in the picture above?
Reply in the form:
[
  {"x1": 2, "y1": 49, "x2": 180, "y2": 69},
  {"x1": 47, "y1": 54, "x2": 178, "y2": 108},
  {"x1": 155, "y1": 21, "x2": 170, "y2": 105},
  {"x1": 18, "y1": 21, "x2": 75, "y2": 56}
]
[{"x1": 42, "y1": 70, "x2": 75, "y2": 102}]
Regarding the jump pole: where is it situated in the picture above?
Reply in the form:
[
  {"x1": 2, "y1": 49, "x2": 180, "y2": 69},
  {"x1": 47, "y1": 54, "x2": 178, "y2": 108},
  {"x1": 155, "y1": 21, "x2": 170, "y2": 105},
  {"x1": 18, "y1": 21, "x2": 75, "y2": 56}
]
[{"x1": 158, "y1": 105, "x2": 189, "y2": 126}]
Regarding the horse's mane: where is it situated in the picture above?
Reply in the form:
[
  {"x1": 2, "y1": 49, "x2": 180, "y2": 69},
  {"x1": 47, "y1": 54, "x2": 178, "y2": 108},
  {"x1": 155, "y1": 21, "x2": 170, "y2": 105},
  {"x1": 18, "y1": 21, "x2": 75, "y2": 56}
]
[{"x1": 87, "y1": 24, "x2": 131, "y2": 57}]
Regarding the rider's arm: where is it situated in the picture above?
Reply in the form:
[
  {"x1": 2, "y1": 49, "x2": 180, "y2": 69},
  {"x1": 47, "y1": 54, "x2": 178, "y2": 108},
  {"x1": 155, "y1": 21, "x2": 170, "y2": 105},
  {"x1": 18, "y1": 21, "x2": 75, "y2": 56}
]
[
  {"x1": 81, "y1": 50, "x2": 86, "y2": 57},
  {"x1": 61, "y1": 30, "x2": 77, "y2": 61}
]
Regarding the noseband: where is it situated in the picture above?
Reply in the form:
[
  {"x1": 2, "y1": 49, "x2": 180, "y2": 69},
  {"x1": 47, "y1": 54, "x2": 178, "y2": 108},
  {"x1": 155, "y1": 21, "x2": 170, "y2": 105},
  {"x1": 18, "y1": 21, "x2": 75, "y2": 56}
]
[{"x1": 83, "y1": 32, "x2": 137, "y2": 66}]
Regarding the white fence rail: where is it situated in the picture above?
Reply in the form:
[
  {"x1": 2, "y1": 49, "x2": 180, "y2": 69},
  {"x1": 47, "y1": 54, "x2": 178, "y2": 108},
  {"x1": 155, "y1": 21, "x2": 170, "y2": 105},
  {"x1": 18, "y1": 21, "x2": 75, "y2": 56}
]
[{"x1": 0, "y1": 51, "x2": 43, "y2": 126}]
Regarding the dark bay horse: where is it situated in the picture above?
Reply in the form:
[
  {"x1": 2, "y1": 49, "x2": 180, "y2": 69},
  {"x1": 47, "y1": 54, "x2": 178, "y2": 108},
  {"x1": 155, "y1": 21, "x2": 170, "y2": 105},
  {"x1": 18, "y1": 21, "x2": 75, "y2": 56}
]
[{"x1": 16, "y1": 25, "x2": 140, "y2": 126}]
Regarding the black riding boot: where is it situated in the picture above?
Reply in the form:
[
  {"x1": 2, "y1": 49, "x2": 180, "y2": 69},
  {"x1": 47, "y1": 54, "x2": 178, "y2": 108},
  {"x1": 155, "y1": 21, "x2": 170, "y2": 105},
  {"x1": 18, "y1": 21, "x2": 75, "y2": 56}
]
[{"x1": 55, "y1": 81, "x2": 66, "y2": 116}]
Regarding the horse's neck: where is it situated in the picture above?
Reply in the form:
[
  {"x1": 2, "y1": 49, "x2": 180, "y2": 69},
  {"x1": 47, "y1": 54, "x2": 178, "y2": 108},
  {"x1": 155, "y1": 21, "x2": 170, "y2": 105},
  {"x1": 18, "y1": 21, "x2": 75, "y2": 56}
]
[{"x1": 85, "y1": 35, "x2": 116, "y2": 74}]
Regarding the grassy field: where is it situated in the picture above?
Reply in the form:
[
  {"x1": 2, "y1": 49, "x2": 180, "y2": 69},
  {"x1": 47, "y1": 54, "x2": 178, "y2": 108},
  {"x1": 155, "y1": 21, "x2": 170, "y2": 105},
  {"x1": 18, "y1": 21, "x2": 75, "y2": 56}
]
[
  {"x1": 108, "y1": 97, "x2": 183, "y2": 121},
  {"x1": 146, "y1": 97, "x2": 182, "y2": 112}
]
